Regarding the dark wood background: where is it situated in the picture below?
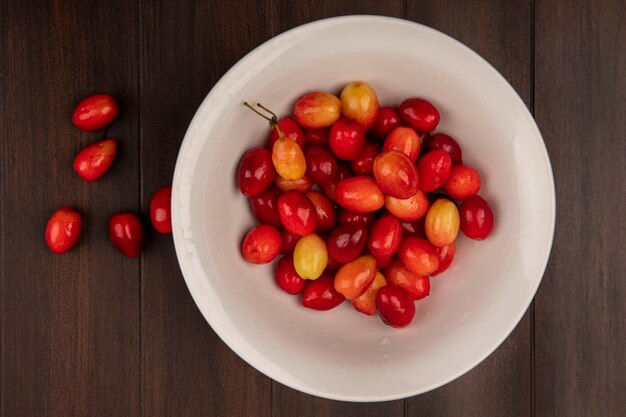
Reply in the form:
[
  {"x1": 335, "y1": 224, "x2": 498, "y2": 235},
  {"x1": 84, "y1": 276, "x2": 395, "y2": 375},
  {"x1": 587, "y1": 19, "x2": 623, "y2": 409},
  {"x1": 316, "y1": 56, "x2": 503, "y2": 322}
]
[{"x1": 1, "y1": 0, "x2": 624, "y2": 416}]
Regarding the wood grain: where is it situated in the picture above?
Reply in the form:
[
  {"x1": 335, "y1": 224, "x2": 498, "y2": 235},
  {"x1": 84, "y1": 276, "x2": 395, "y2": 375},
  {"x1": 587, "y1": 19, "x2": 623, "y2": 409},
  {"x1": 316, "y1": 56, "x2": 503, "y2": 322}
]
[
  {"x1": 139, "y1": 1, "x2": 273, "y2": 416},
  {"x1": 0, "y1": 1, "x2": 141, "y2": 416},
  {"x1": 405, "y1": 1, "x2": 533, "y2": 415},
  {"x1": 534, "y1": 0, "x2": 626, "y2": 416}
]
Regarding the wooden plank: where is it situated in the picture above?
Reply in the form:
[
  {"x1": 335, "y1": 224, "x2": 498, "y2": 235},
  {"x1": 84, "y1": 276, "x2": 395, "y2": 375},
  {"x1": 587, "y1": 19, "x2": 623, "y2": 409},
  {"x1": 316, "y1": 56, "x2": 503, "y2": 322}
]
[
  {"x1": 0, "y1": 1, "x2": 141, "y2": 416},
  {"x1": 534, "y1": 0, "x2": 626, "y2": 416},
  {"x1": 139, "y1": 1, "x2": 273, "y2": 416},
  {"x1": 270, "y1": 2, "x2": 405, "y2": 416},
  {"x1": 405, "y1": 1, "x2": 533, "y2": 415}
]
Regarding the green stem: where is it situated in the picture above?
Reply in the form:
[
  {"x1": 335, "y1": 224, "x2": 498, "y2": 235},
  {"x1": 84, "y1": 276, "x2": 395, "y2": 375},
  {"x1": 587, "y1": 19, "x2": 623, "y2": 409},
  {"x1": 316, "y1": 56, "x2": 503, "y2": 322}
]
[{"x1": 243, "y1": 101, "x2": 286, "y2": 141}]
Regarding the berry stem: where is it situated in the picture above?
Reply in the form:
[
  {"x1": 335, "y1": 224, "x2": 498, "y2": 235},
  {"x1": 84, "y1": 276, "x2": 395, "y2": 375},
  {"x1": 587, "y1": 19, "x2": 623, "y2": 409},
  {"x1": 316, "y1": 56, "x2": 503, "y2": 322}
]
[{"x1": 243, "y1": 101, "x2": 286, "y2": 141}]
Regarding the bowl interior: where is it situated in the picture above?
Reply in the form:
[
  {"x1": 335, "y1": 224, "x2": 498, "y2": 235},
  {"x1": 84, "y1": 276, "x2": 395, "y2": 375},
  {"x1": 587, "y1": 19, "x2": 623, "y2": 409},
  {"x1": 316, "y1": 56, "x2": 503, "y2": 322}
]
[{"x1": 172, "y1": 16, "x2": 554, "y2": 401}]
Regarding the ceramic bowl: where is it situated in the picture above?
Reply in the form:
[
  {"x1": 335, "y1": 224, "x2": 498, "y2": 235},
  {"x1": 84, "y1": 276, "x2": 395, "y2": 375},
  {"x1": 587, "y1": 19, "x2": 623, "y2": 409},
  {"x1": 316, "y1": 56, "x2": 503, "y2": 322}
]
[{"x1": 172, "y1": 15, "x2": 555, "y2": 401}]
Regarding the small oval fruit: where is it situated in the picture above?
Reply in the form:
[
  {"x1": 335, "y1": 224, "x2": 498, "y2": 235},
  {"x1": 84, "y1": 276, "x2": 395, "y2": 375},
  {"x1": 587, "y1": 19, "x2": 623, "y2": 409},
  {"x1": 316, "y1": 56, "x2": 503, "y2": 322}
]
[
  {"x1": 385, "y1": 189, "x2": 430, "y2": 221},
  {"x1": 237, "y1": 147, "x2": 276, "y2": 196},
  {"x1": 417, "y1": 149, "x2": 452, "y2": 193},
  {"x1": 320, "y1": 162, "x2": 353, "y2": 202},
  {"x1": 73, "y1": 139, "x2": 118, "y2": 181},
  {"x1": 373, "y1": 150, "x2": 420, "y2": 198},
  {"x1": 327, "y1": 222, "x2": 368, "y2": 263},
  {"x1": 109, "y1": 212, "x2": 146, "y2": 259},
  {"x1": 383, "y1": 126, "x2": 421, "y2": 162},
  {"x1": 277, "y1": 190, "x2": 318, "y2": 236},
  {"x1": 249, "y1": 188, "x2": 282, "y2": 227},
  {"x1": 336, "y1": 176, "x2": 384, "y2": 213},
  {"x1": 272, "y1": 136, "x2": 306, "y2": 180},
  {"x1": 334, "y1": 255, "x2": 377, "y2": 299},
  {"x1": 293, "y1": 233, "x2": 328, "y2": 280},
  {"x1": 367, "y1": 214, "x2": 403, "y2": 261},
  {"x1": 352, "y1": 272, "x2": 387, "y2": 315},
  {"x1": 45, "y1": 207, "x2": 82, "y2": 254},
  {"x1": 274, "y1": 173, "x2": 314, "y2": 193},
  {"x1": 350, "y1": 141, "x2": 381, "y2": 176},
  {"x1": 294, "y1": 92, "x2": 342, "y2": 129},
  {"x1": 424, "y1": 133, "x2": 463, "y2": 165},
  {"x1": 431, "y1": 242, "x2": 456, "y2": 276},
  {"x1": 397, "y1": 236, "x2": 439, "y2": 276},
  {"x1": 275, "y1": 255, "x2": 307, "y2": 294},
  {"x1": 376, "y1": 286, "x2": 416, "y2": 328},
  {"x1": 340, "y1": 81, "x2": 380, "y2": 130},
  {"x1": 329, "y1": 118, "x2": 366, "y2": 160},
  {"x1": 459, "y1": 195, "x2": 494, "y2": 240},
  {"x1": 424, "y1": 199, "x2": 460, "y2": 247},
  {"x1": 268, "y1": 116, "x2": 305, "y2": 149},
  {"x1": 302, "y1": 271, "x2": 345, "y2": 310},
  {"x1": 370, "y1": 107, "x2": 402, "y2": 140},
  {"x1": 443, "y1": 164, "x2": 481, "y2": 200},
  {"x1": 72, "y1": 93, "x2": 118, "y2": 131},
  {"x1": 305, "y1": 191, "x2": 337, "y2": 233},
  {"x1": 305, "y1": 145, "x2": 338, "y2": 185},
  {"x1": 241, "y1": 224, "x2": 282, "y2": 264},
  {"x1": 150, "y1": 186, "x2": 172, "y2": 234},
  {"x1": 384, "y1": 259, "x2": 430, "y2": 300},
  {"x1": 399, "y1": 98, "x2": 440, "y2": 132}
]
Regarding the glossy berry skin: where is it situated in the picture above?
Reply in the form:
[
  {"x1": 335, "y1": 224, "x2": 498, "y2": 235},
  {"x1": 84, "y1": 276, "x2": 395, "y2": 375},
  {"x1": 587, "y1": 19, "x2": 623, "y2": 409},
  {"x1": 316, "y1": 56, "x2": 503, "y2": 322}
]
[
  {"x1": 385, "y1": 189, "x2": 430, "y2": 221},
  {"x1": 383, "y1": 126, "x2": 421, "y2": 162},
  {"x1": 304, "y1": 127, "x2": 329, "y2": 146},
  {"x1": 334, "y1": 255, "x2": 377, "y2": 300},
  {"x1": 72, "y1": 93, "x2": 118, "y2": 131},
  {"x1": 320, "y1": 162, "x2": 353, "y2": 202},
  {"x1": 353, "y1": 272, "x2": 387, "y2": 315},
  {"x1": 45, "y1": 207, "x2": 82, "y2": 254},
  {"x1": 272, "y1": 136, "x2": 306, "y2": 180},
  {"x1": 425, "y1": 133, "x2": 463, "y2": 165},
  {"x1": 249, "y1": 188, "x2": 282, "y2": 227},
  {"x1": 327, "y1": 222, "x2": 368, "y2": 263},
  {"x1": 384, "y1": 259, "x2": 430, "y2": 300},
  {"x1": 398, "y1": 236, "x2": 439, "y2": 276},
  {"x1": 367, "y1": 214, "x2": 403, "y2": 261},
  {"x1": 370, "y1": 107, "x2": 402, "y2": 140},
  {"x1": 302, "y1": 271, "x2": 345, "y2": 311},
  {"x1": 241, "y1": 224, "x2": 282, "y2": 264},
  {"x1": 150, "y1": 186, "x2": 172, "y2": 234},
  {"x1": 373, "y1": 151, "x2": 420, "y2": 199},
  {"x1": 417, "y1": 149, "x2": 452, "y2": 193},
  {"x1": 337, "y1": 208, "x2": 376, "y2": 229},
  {"x1": 376, "y1": 286, "x2": 416, "y2": 328},
  {"x1": 275, "y1": 255, "x2": 307, "y2": 294},
  {"x1": 274, "y1": 173, "x2": 314, "y2": 193},
  {"x1": 401, "y1": 219, "x2": 425, "y2": 237},
  {"x1": 268, "y1": 117, "x2": 305, "y2": 149},
  {"x1": 279, "y1": 229, "x2": 300, "y2": 254},
  {"x1": 336, "y1": 176, "x2": 384, "y2": 213},
  {"x1": 294, "y1": 92, "x2": 342, "y2": 129},
  {"x1": 238, "y1": 147, "x2": 276, "y2": 196},
  {"x1": 73, "y1": 139, "x2": 118, "y2": 181},
  {"x1": 424, "y1": 199, "x2": 460, "y2": 247},
  {"x1": 399, "y1": 98, "x2": 440, "y2": 133},
  {"x1": 305, "y1": 191, "x2": 337, "y2": 233},
  {"x1": 109, "y1": 212, "x2": 146, "y2": 259},
  {"x1": 340, "y1": 81, "x2": 380, "y2": 130},
  {"x1": 432, "y1": 241, "x2": 456, "y2": 276},
  {"x1": 459, "y1": 195, "x2": 494, "y2": 240},
  {"x1": 329, "y1": 118, "x2": 366, "y2": 160},
  {"x1": 443, "y1": 164, "x2": 481, "y2": 200},
  {"x1": 293, "y1": 233, "x2": 328, "y2": 279},
  {"x1": 277, "y1": 190, "x2": 318, "y2": 236},
  {"x1": 350, "y1": 141, "x2": 381, "y2": 176},
  {"x1": 304, "y1": 145, "x2": 338, "y2": 185}
]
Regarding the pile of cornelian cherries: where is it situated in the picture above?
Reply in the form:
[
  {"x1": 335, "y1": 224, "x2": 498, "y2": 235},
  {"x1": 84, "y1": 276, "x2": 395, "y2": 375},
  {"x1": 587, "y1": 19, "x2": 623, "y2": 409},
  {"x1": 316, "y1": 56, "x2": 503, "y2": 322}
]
[{"x1": 238, "y1": 82, "x2": 494, "y2": 328}]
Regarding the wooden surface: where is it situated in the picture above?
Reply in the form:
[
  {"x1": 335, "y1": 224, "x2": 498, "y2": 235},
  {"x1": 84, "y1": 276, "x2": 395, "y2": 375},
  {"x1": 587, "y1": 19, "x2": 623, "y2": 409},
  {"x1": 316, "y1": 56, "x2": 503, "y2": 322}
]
[{"x1": 1, "y1": 0, "x2": 624, "y2": 416}]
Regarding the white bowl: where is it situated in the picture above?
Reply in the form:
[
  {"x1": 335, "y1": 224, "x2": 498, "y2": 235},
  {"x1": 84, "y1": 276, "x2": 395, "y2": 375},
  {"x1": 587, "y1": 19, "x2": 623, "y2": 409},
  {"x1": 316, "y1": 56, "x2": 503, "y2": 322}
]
[{"x1": 172, "y1": 15, "x2": 555, "y2": 401}]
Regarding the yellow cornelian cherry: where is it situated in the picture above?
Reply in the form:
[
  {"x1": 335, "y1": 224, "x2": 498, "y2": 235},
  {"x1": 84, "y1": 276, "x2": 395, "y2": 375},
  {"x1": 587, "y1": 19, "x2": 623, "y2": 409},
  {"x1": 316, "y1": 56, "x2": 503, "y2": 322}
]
[
  {"x1": 293, "y1": 233, "x2": 328, "y2": 280},
  {"x1": 424, "y1": 199, "x2": 460, "y2": 247},
  {"x1": 244, "y1": 102, "x2": 306, "y2": 181},
  {"x1": 340, "y1": 81, "x2": 380, "y2": 130}
]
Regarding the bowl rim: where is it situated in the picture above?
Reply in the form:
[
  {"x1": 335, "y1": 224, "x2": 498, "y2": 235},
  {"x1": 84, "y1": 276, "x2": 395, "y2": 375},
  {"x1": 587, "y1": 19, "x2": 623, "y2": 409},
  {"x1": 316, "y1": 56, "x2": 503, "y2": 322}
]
[{"x1": 171, "y1": 14, "x2": 556, "y2": 402}]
